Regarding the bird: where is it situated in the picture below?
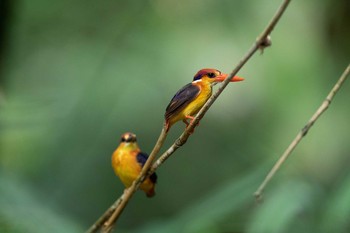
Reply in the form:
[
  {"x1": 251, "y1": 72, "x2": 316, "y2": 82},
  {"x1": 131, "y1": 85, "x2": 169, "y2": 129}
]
[
  {"x1": 164, "y1": 68, "x2": 244, "y2": 132},
  {"x1": 111, "y1": 132, "x2": 157, "y2": 197}
]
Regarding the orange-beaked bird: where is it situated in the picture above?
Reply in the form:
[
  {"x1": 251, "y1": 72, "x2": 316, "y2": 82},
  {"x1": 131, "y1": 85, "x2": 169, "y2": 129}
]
[
  {"x1": 111, "y1": 132, "x2": 157, "y2": 197},
  {"x1": 164, "y1": 68, "x2": 244, "y2": 132}
]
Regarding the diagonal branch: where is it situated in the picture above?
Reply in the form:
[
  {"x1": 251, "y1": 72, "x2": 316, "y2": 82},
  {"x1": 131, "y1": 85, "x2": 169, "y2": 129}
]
[
  {"x1": 87, "y1": 128, "x2": 168, "y2": 233},
  {"x1": 151, "y1": 0, "x2": 292, "y2": 179},
  {"x1": 87, "y1": 0, "x2": 292, "y2": 232},
  {"x1": 254, "y1": 64, "x2": 350, "y2": 201},
  {"x1": 86, "y1": 197, "x2": 123, "y2": 233}
]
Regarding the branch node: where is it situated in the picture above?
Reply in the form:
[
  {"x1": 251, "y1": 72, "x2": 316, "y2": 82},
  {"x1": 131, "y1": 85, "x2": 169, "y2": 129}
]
[
  {"x1": 176, "y1": 137, "x2": 187, "y2": 146},
  {"x1": 301, "y1": 124, "x2": 309, "y2": 136},
  {"x1": 258, "y1": 35, "x2": 272, "y2": 54}
]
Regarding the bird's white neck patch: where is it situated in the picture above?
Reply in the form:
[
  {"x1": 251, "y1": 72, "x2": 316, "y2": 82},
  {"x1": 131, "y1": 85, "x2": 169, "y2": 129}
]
[{"x1": 192, "y1": 79, "x2": 202, "y2": 84}]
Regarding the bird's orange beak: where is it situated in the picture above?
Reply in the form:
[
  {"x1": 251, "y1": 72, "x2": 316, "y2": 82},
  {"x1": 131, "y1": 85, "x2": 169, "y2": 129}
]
[{"x1": 215, "y1": 73, "x2": 244, "y2": 82}]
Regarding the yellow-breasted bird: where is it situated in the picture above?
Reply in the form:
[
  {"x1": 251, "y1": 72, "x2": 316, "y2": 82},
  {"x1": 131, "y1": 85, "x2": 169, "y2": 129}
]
[
  {"x1": 111, "y1": 132, "x2": 157, "y2": 197},
  {"x1": 164, "y1": 68, "x2": 244, "y2": 132}
]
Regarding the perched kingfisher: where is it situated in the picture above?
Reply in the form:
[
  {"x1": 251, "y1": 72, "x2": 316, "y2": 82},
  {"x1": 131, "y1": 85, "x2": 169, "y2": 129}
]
[
  {"x1": 164, "y1": 68, "x2": 244, "y2": 132},
  {"x1": 111, "y1": 132, "x2": 157, "y2": 197}
]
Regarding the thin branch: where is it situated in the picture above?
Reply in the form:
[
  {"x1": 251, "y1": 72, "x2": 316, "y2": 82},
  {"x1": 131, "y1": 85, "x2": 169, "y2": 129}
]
[
  {"x1": 87, "y1": 128, "x2": 168, "y2": 233},
  {"x1": 254, "y1": 64, "x2": 350, "y2": 201},
  {"x1": 151, "y1": 0, "x2": 292, "y2": 176},
  {"x1": 87, "y1": 0, "x2": 292, "y2": 232},
  {"x1": 86, "y1": 197, "x2": 123, "y2": 233}
]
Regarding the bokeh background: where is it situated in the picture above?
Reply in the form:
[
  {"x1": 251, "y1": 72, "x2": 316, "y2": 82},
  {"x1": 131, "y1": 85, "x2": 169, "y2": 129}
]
[{"x1": 0, "y1": 0, "x2": 349, "y2": 232}]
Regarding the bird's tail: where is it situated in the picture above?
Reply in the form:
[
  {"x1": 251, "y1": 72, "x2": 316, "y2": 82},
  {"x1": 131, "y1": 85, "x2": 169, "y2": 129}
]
[{"x1": 146, "y1": 187, "x2": 155, "y2": 198}]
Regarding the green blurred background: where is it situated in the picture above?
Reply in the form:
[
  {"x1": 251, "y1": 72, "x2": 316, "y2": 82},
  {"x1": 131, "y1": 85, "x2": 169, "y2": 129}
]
[{"x1": 0, "y1": 0, "x2": 349, "y2": 232}]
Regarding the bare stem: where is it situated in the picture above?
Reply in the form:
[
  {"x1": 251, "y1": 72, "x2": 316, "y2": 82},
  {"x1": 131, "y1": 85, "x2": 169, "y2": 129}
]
[
  {"x1": 254, "y1": 64, "x2": 350, "y2": 201},
  {"x1": 86, "y1": 197, "x2": 123, "y2": 233},
  {"x1": 87, "y1": 0, "x2": 292, "y2": 232},
  {"x1": 152, "y1": 0, "x2": 292, "y2": 175}
]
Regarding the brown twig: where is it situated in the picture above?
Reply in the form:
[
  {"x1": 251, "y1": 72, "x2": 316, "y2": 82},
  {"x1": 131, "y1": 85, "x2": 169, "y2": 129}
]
[
  {"x1": 151, "y1": 0, "x2": 292, "y2": 176},
  {"x1": 254, "y1": 64, "x2": 350, "y2": 201},
  {"x1": 86, "y1": 127, "x2": 168, "y2": 233},
  {"x1": 87, "y1": 0, "x2": 292, "y2": 232},
  {"x1": 86, "y1": 197, "x2": 123, "y2": 233}
]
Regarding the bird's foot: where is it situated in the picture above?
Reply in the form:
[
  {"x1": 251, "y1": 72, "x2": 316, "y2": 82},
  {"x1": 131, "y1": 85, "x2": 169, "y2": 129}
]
[
  {"x1": 184, "y1": 115, "x2": 199, "y2": 134},
  {"x1": 164, "y1": 121, "x2": 170, "y2": 133}
]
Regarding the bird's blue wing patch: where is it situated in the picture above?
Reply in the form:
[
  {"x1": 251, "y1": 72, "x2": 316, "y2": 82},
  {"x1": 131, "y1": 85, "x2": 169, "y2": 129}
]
[
  {"x1": 136, "y1": 152, "x2": 148, "y2": 167},
  {"x1": 136, "y1": 152, "x2": 157, "y2": 183}
]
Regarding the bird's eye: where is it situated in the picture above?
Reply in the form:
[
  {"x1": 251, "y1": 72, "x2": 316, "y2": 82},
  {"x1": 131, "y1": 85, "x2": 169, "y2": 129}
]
[
  {"x1": 122, "y1": 137, "x2": 132, "y2": 142},
  {"x1": 207, "y1": 73, "x2": 215, "y2": 78}
]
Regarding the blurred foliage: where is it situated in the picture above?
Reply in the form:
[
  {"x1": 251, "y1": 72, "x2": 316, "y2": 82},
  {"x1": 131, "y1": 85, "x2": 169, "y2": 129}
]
[
  {"x1": 0, "y1": 0, "x2": 349, "y2": 232},
  {"x1": 0, "y1": 174, "x2": 82, "y2": 233}
]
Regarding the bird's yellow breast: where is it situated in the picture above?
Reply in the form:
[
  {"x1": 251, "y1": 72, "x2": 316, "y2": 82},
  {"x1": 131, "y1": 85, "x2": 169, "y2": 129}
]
[
  {"x1": 182, "y1": 81, "x2": 212, "y2": 117},
  {"x1": 112, "y1": 146, "x2": 141, "y2": 188}
]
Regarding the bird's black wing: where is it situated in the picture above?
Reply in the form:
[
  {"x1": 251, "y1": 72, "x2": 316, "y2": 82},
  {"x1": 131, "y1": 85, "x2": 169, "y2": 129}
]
[
  {"x1": 165, "y1": 83, "x2": 200, "y2": 121},
  {"x1": 136, "y1": 152, "x2": 157, "y2": 183}
]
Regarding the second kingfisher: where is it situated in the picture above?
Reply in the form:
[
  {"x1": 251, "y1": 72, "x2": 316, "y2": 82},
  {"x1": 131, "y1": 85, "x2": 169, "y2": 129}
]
[
  {"x1": 164, "y1": 68, "x2": 244, "y2": 132},
  {"x1": 112, "y1": 132, "x2": 157, "y2": 197}
]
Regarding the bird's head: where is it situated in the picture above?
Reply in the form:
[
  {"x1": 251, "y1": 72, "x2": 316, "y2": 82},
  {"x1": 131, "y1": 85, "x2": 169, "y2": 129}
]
[
  {"x1": 120, "y1": 132, "x2": 137, "y2": 145},
  {"x1": 192, "y1": 68, "x2": 244, "y2": 85}
]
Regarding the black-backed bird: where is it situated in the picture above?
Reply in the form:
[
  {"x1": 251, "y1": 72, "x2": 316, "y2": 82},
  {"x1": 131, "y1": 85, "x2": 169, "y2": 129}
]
[{"x1": 164, "y1": 68, "x2": 244, "y2": 132}]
